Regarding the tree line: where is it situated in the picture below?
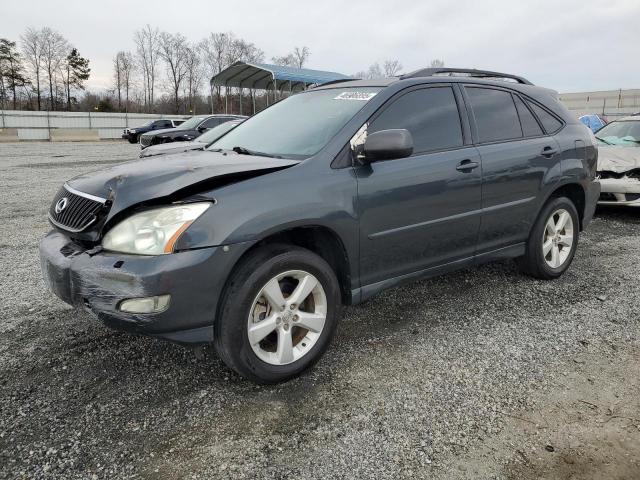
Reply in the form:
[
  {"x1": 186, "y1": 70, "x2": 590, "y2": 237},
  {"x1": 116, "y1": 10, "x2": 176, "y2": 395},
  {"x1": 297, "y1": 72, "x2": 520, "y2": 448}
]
[
  {"x1": 0, "y1": 28, "x2": 90, "y2": 111},
  {"x1": 1, "y1": 24, "x2": 443, "y2": 115}
]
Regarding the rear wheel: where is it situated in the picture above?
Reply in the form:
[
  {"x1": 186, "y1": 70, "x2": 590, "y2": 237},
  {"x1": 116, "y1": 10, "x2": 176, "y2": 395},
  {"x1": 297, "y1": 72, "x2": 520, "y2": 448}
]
[
  {"x1": 214, "y1": 244, "x2": 341, "y2": 383},
  {"x1": 518, "y1": 196, "x2": 579, "y2": 279}
]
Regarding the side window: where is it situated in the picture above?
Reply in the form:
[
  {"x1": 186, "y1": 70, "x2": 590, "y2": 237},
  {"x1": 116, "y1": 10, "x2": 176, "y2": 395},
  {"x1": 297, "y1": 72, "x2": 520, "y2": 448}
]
[
  {"x1": 526, "y1": 100, "x2": 563, "y2": 134},
  {"x1": 202, "y1": 118, "x2": 222, "y2": 129},
  {"x1": 466, "y1": 87, "x2": 522, "y2": 143},
  {"x1": 513, "y1": 95, "x2": 543, "y2": 137},
  {"x1": 368, "y1": 87, "x2": 463, "y2": 154}
]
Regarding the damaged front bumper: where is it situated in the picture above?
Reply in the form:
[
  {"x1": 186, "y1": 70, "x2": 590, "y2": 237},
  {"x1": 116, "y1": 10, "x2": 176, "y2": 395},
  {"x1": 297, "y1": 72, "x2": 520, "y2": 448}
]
[
  {"x1": 39, "y1": 230, "x2": 248, "y2": 344},
  {"x1": 598, "y1": 176, "x2": 640, "y2": 206}
]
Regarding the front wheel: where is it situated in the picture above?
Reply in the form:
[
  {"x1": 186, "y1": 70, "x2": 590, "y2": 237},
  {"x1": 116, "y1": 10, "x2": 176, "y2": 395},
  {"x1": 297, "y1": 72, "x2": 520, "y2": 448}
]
[
  {"x1": 214, "y1": 245, "x2": 341, "y2": 383},
  {"x1": 518, "y1": 196, "x2": 579, "y2": 279}
]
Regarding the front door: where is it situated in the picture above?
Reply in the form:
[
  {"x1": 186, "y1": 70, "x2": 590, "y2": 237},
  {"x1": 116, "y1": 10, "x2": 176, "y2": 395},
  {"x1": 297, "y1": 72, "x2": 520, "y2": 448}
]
[{"x1": 356, "y1": 85, "x2": 482, "y2": 287}]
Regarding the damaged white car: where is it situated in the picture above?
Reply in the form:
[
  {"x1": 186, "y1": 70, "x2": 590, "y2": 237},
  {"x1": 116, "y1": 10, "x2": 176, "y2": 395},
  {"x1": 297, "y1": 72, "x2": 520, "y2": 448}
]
[{"x1": 596, "y1": 115, "x2": 640, "y2": 206}]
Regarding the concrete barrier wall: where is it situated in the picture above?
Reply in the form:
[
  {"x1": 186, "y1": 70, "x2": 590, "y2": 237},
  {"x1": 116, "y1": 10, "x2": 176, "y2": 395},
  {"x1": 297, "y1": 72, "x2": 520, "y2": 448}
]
[
  {"x1": 558, "y1": 89, "x2": 640, "y2": 119},
  {"x1": 0, "y1": 110, "x2": 191, "y2": 141}
]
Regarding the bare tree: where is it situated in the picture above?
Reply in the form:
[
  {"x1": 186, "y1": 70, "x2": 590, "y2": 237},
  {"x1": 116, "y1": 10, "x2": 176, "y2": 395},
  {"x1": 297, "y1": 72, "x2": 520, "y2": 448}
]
[
  {"x1": 200, "y1": 32, "x2": 264, "y2": 112},
  {"x1": 120, "y1": 52, "x2": 135, "y2": 112},
  {"x1": 383, "y1": 59, "x2": 403, "y2": 77},
  {"x1": 39, "y1": 27, "x2": 69, "y2": 110},
  {"x1": 158, "y1": 31, "x2": 189, "y2": 114},
  {"x1": 292, "y1": 46, "x2": 310, "y2": 68},
  {"x1": 367, "y1": 62, "x2": 383, "y2": 79},
  {"x1": 430, "y1": 59, "x2": 445, "y2": 68},
  {"x1": 231, "y1": 39, "x2": 264, "y2": 64},
  {"x1": 199, "y1": 32, "x2": 233, "y2": 111},
  {"x1": 134, "y1": 25, "x2": 160, "y2": 112},
  {"x1": 184, "y1": 44, "x2": 203, "y2": 114},
  {"x1": 113, "y1": 51, "x2": 124, "y2": 111},
  {"x1": 112, "y1": 51, "x2": 135, "y2": 112},
  {"x1": 20, "y1": 27, "x2": 45, "y2": 110},
  {"x1": 272, "y1": 46, "x2": 310, "y2": 68}
]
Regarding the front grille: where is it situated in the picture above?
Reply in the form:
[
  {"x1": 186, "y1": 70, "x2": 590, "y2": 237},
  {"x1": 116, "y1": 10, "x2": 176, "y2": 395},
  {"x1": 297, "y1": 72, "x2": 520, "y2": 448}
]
[
  {"x1": 140, "y1": 135, "x2": 152, "y2": 147},
  {"x1": 48, "y1": 185, "x2": 106, "y2": 232}
]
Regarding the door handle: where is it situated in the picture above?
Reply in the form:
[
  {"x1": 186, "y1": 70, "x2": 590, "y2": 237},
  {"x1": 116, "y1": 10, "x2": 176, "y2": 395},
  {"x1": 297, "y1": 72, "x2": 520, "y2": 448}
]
[
  {"x1": 456, "y1": 159, "x2": 479, "y2": 172},
  {"x1": 541, "y1": 146, "x2": 558, "y2": 158}
]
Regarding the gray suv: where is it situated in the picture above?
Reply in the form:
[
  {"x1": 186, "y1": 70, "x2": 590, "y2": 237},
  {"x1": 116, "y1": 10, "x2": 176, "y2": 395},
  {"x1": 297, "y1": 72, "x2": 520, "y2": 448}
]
[{"x1": 40, "y1": 68, "x2": 600, "y2": 383}]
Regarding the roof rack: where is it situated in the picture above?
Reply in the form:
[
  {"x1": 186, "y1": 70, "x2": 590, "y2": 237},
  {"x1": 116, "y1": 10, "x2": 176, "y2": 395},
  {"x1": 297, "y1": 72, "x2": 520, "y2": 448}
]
[{"x1": 399, "y1": 68, "x2": 533, "y2": 85}]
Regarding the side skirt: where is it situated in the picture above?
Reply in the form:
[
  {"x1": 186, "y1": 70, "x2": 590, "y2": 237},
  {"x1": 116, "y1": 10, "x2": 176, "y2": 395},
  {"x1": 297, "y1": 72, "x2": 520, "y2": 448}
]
[{"x1": 350, "y1": 243, "x2": 525, "y2": 305}]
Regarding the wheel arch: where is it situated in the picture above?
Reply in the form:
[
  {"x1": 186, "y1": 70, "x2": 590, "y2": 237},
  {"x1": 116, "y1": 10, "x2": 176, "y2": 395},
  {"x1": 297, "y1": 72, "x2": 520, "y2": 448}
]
[
  {"x1": 222, "y1": 225, "x2": 354, "y2": 307},
  {"x1": 541, "y1": 182, "x2": 586, "y2": 230}
]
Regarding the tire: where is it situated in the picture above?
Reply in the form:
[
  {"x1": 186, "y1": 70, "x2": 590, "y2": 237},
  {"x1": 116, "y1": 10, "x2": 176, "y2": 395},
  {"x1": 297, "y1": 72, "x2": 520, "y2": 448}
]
[
  {"x1": 214, "y1": 244, "x2": 342, "y2": 384},
  {"x1": 128, "y1": 134, "x2": 139, "y2": 144},
  {"x1": 518, "y1": 196, "x2": 580, "y2": 280}
]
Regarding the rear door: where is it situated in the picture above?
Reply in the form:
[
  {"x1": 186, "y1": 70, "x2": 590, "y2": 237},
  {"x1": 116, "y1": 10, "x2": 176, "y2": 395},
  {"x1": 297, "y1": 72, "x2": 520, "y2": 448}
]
[
  {"x1": 463, "y1": 86, "x2": 561, "y2": 253},
  {"x1": 356, "y1": 85, "x2": 482, "y2": 286}
]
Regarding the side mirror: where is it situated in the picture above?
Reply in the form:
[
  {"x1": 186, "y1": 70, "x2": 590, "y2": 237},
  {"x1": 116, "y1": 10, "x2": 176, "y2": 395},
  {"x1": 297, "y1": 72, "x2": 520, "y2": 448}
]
[
  {"x1": 362, "y1": 129, "x2": 413, "y2": 162},
  {"x1": 198, "y1": 127, "x2": 208, "y2": 133}
]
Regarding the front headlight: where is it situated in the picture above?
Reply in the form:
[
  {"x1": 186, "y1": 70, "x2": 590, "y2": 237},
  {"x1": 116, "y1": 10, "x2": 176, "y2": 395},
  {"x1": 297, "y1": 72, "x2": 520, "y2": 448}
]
[{"x1": 102, "y1": 202, "x2": 211, "y2": 255}]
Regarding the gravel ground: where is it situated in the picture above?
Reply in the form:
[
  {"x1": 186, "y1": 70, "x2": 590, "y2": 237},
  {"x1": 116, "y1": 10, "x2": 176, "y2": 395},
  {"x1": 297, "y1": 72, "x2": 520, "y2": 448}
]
[{"x1": 0, "y1": 141, "x2": 638, "y2": 479}]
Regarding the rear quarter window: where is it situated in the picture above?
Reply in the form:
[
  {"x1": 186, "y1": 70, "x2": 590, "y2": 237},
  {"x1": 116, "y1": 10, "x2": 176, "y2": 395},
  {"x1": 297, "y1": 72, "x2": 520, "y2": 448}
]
[
  {"x1": 513, "y1": 95, "x2": 544, "y2": 137},
  {"x1": 526, "y1": 100, "x2": 563, "y2": 134}
]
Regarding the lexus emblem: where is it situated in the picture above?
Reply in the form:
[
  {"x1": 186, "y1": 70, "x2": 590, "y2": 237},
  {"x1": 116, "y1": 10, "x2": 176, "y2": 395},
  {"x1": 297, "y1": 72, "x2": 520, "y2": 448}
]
[{"x1": 55, "y1": 197, "x2": 69, "y2": 214}]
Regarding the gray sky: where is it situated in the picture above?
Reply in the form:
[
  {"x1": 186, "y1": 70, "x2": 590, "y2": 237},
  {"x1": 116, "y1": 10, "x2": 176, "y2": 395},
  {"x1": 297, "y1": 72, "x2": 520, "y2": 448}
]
[{"x1": 3, "y1": 0, "x2": 639, "y2": 93}]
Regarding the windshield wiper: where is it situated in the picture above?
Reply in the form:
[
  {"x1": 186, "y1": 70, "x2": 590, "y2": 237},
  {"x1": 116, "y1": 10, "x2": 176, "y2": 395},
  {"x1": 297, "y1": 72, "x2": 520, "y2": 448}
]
[
  {"x1": 595, "y1": 136, "x2": 613, "y2": 145},
  {"x1": 232, "y1": 146, "x2": 282, "y2": 158}
]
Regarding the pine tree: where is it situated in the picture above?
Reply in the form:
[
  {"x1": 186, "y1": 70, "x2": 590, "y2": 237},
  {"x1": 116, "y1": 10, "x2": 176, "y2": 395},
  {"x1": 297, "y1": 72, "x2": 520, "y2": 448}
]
[
  {"x1": 64, "y1": 48, "x2": 90, "y2": 110},
  {"x1": 0, "y1": 38, "x2": 28, "y2": 109}
]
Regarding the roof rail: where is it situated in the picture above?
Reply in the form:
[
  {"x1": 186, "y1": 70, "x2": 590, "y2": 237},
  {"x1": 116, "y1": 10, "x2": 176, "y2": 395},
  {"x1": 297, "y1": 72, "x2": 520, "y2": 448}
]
[{"x1": 399, "y1": 68, "x2": 533, "y2": 85}]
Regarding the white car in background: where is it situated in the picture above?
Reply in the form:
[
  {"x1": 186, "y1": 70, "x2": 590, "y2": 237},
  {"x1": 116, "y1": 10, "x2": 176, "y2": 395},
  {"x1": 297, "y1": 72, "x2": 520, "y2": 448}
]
[
  {"x1": 596, "y1": 115, "x2": 640, "y2": 206},
  {"x1": 139, "y1": 119, "x2": 244, "y2": 158}
]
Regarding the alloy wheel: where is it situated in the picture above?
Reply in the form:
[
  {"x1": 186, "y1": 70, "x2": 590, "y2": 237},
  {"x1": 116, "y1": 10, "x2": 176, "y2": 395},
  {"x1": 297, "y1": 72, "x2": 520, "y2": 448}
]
[
  {"x1": 542, "y1": 208, "x2": 574, "y2": 268},
  {"x1": 247, "y1": 270, "x2": 327, "y2": 365}
]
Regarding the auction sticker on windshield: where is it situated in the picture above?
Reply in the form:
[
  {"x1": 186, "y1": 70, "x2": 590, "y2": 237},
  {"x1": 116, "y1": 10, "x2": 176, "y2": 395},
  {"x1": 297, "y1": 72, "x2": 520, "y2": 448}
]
[{"x1": 334, "y1": 92, "x2": 377, "y2": 101}]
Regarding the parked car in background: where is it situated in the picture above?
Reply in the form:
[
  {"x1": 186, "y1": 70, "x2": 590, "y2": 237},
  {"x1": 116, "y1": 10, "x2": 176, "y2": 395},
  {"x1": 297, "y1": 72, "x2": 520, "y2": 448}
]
[
  {"x1": 122, "y1": 119, "x2": 185, "y2": 144},
  {"x1": 579, "y1": 114, "x2": 606, "y2": 133},
  {"x1": 40, "y1": 68, "x2": 599, "y2": 383},
  {"x1": 139, "y1": 114, "x2": 246, "y2": 149},
  {"x1": 140, "y1": 119, "x2": 244, "y2": 158},
  {"x1": 596, "y1": 115, "x2": 640, "y2": 206}
]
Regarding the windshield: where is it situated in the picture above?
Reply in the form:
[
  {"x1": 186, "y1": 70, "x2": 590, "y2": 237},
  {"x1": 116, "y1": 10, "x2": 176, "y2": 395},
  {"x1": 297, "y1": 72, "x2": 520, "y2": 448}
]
[
  {"x1": 177, "y1": 116, "x2": 205, "y2": 130},
  {"x1": 209, "y1": 87, "x2": 381, "y2": 159},
  {"x1": 596, "y1": 120, "x2": 640, "y2": 146},
  {"x1": 197, "y1": 121, "x2": 241, "y2": 144}
]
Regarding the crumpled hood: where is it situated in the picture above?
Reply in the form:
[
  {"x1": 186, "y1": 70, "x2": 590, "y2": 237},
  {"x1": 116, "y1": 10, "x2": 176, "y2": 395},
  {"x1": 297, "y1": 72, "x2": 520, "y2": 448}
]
[
  {"x1": 597, "y1": 145, "x2": 640, "y2": 173},
  {"x1": 67, "y1": 149, "x2": 298, "y2": 221}
]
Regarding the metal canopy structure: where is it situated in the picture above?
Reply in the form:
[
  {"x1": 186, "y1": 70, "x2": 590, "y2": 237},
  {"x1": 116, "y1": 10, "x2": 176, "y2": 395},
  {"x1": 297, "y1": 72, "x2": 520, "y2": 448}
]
[{"x1": 210, "y1": 61, "x2": 351, "y2": 114}]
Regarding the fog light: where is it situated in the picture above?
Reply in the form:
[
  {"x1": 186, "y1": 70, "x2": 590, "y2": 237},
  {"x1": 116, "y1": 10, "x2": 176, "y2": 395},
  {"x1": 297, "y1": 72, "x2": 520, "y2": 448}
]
[{"x1": 118, "y1": 294, "x2": 171, "y2": 314}]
